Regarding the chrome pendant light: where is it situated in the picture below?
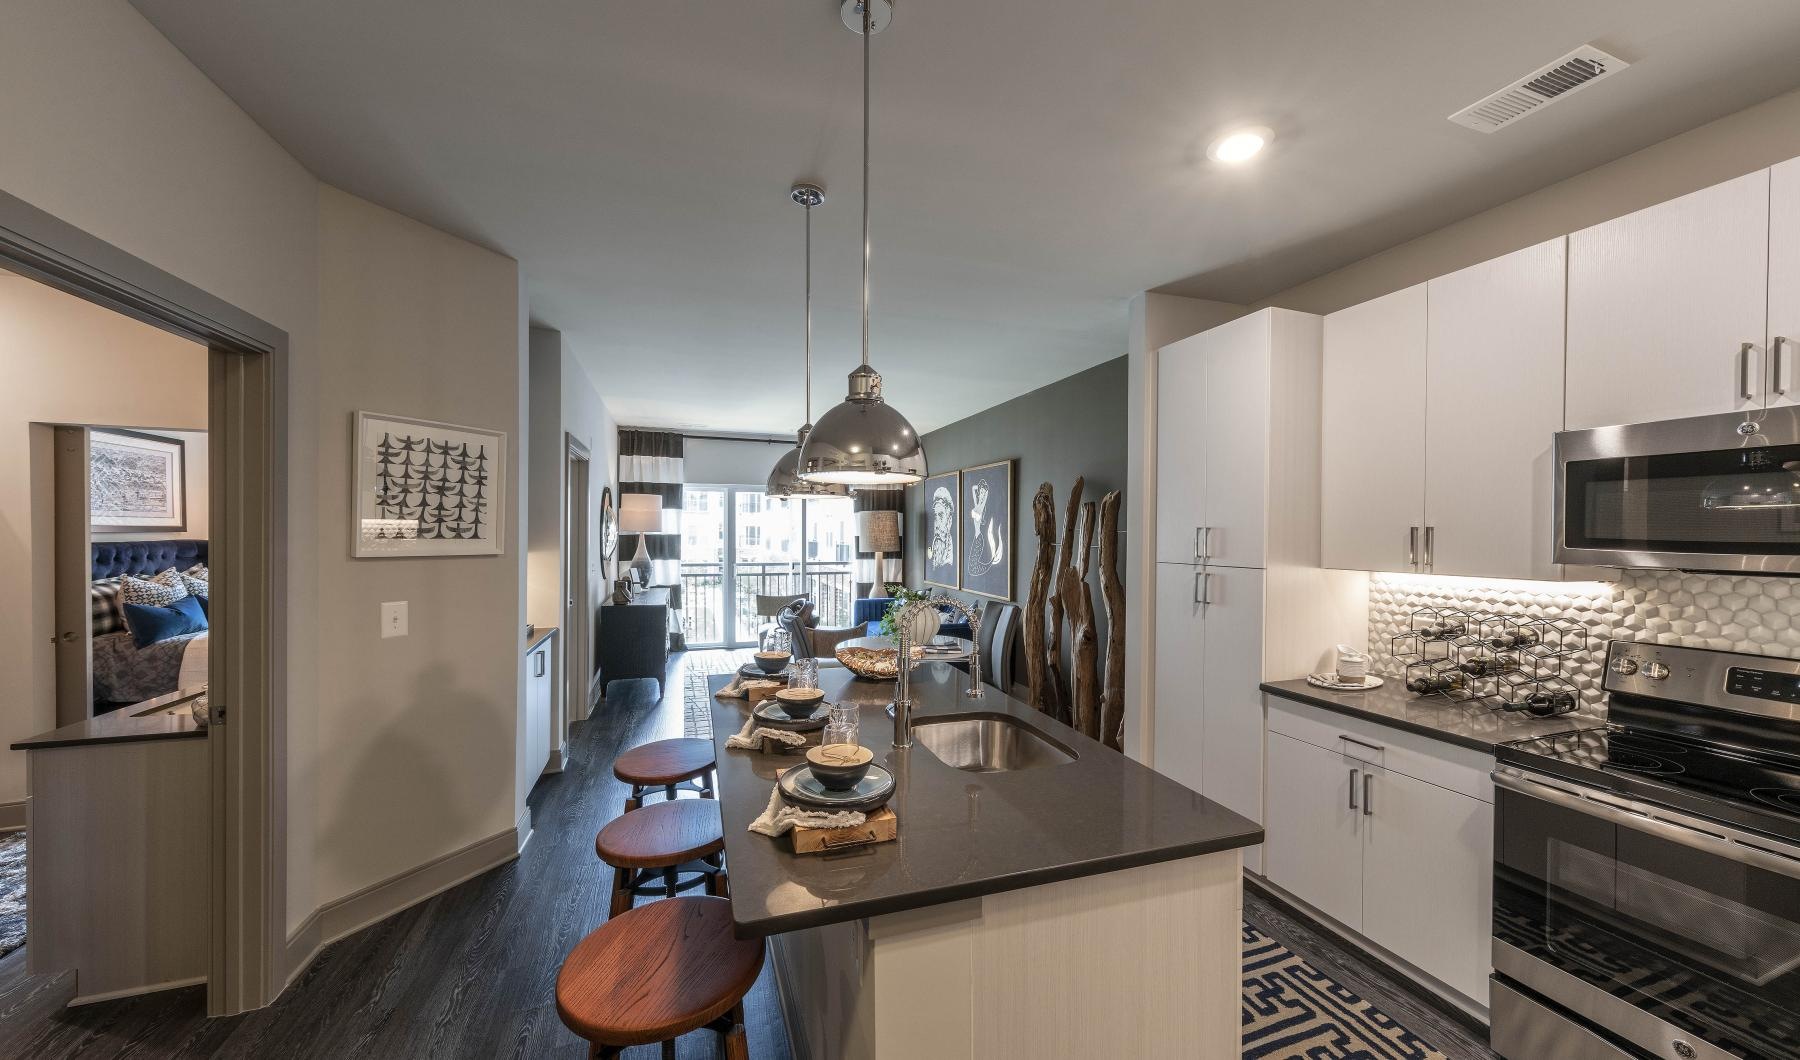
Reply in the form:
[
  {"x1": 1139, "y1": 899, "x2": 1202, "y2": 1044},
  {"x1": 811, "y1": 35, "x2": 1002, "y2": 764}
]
[
  {"x1": 768, "y1": 183, "x2": 849, "y2": 498},
  {"x1": 799, "y1": 0, "x2": 926, "y2": 488}
]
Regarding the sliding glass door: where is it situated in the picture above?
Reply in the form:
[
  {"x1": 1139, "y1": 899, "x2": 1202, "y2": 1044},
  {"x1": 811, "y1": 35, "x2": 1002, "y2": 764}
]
[{"x1": 678, "y1": 486, "x2": 855, "y2": 648}]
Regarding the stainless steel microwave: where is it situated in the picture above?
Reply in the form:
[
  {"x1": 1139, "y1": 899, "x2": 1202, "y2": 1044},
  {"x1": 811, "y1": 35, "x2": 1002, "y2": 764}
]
[{"x1": 1556, "y1": 407, "x2": 1800, "y2": 574}]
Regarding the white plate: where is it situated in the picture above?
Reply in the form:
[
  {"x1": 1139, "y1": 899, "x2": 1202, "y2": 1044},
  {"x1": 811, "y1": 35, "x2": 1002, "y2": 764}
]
[{"x1": 1306, "y1": 673, "x2": 1385, "y2": 692}]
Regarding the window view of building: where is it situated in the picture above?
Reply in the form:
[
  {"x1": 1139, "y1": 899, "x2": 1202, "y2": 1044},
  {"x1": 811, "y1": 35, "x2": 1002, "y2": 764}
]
[{"x1": 677, "y1": 487, "x2": 856, "y2": 646}]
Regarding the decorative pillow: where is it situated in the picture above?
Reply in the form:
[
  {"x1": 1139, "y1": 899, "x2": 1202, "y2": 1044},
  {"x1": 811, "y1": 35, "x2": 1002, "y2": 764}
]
[
  {"x1": 123, "y1": 594, "x2": 208, "y2": 648},
  {"x1": 91, "y1": 578, "x2": 127, "y2": 636},
  {"x1": 178, "y1": 572, "x2": 209, "y2": 599},
  {"x1": 184, "y1": 563, "x2": 208, "y2": 580},
  {"x1": 120, "y1": 570, "x2": 188, "y2": 608}
]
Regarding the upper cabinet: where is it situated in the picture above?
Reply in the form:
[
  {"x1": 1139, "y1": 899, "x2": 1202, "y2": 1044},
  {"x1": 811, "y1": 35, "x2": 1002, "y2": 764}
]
[
  {"x1": 1322, "y1": 242, "x2": 1565, "y2": 580},
  {"x1": 1771, "y1": 158, "x2": 1800, "y2": 409},
  {"x1": 1321, "y1": 285, "x2": 1427, "y2": 574},
  {"x1": 1157, "y1": 309, "x2": 1319, "y2": 569},
  {"x1": 1424, "y1": 239, "x2": 1566, "y2": 581},
  {"x1": 1566, "y1": 170, "x2": 1770, "y2": 430}
]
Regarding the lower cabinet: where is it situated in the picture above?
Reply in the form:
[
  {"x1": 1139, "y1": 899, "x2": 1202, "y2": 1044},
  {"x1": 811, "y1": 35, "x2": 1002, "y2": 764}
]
[
  {"x1": 525, "y1": 632, "x2": 557, "y2": 779},
  {"x1": 1263, "y1": 697, "x2": 1494, "y2": 1009}
]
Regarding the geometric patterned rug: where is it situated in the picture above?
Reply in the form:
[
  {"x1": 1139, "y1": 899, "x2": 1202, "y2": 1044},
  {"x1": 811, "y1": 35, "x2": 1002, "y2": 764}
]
[
  {"x1": 0, "y1": 831, "x2": 24, "y2": 960},
  {"x1": 1243, "y1": 922, "x2": 1450, "y2": 1059},
  {"x1": 681, "y1": 649, "x2": 1454, "y2": 1060}
]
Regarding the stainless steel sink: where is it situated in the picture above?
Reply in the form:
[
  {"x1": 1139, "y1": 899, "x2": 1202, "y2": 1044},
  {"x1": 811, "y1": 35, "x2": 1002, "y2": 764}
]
[{"x1": 911, "y1": 715, "x2": 1076, "y2": 773}]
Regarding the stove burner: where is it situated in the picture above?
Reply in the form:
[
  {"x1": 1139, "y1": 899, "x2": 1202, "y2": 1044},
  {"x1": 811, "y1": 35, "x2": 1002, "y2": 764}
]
[
  {"x1": 1601, "y1": 747, "x2": 1683, "y2": 775},
  {"x1": 1607, "y1": 731, "x2": 1694, "y2": 756},
  {"x1": 1751, "y1": 788, "x2": 1800, "y2": 813}
]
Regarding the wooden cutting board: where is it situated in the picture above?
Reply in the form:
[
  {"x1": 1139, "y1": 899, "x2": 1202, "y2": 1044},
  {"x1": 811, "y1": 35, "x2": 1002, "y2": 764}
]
[{"x1": 790, "y1": 807, "x2": 897, "y2": 854}]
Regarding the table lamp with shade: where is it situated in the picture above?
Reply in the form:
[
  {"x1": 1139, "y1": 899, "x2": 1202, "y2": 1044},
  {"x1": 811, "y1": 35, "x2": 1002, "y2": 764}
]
[
  {"x1": 619, "y1": 493, "x2": 665, "y2": 584},
  {"x1": 856, "y1": 509, "x2": 902, "y2": 595}
]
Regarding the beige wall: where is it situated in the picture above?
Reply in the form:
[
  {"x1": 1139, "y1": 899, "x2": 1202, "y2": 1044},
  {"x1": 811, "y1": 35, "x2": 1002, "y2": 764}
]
[
  {"x1": 313, "y1": 186, "x2": 527, "y2": 903},
  {"x1": 0, "y1": 275, "x2": 208, "y2": 807},
  {"x1": 1, "y1": 2, "x2": 536, "y2": 940},
  {"x1": 1255, "y1": 84, "x2": 1800, "y2": 315}
]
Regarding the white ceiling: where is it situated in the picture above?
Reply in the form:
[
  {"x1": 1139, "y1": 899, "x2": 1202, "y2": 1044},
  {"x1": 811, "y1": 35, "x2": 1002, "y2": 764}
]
[{"x1": 133, "y1": 0, "x2": 1800, "y2": 435}]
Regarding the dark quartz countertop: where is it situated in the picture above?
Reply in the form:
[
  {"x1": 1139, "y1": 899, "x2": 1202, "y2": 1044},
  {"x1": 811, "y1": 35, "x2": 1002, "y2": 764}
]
[
  {"x1": 12, "y1": 687, "x2": 207, "y2": 750},
  {"x1": 709, "y1": 666, "x2": 1262, "y2": 938},
  {"x1": 1260, "y1": 678, "x2": 1599, "y2": 753}
]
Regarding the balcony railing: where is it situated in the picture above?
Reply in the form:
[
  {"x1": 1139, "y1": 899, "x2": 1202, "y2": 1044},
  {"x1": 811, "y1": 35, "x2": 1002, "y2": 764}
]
[{"x1": 679, "y1": 562, "x2": 856, "y2": 647}]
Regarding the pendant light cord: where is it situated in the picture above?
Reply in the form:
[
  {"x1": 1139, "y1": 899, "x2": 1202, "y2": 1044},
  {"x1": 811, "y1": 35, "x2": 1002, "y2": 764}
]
[
  {"x1": 860, "y1": 0, "x2": 872, "y2": 369},
  {"x1": 804, "y1": 200, "x2": 813, "y2": 424}
]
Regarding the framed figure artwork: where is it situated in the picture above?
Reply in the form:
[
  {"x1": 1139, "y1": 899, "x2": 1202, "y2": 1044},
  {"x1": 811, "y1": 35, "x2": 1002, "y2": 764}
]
[
  {"x1": 959, "y1": 459, "x2": 1013, "y2": 600},
  {"x1": 353, "y1": 411, "x2": 507, "y2": 557},
  {"x1": 921, "y1": 470, "x2": 960, "y2": 590}
]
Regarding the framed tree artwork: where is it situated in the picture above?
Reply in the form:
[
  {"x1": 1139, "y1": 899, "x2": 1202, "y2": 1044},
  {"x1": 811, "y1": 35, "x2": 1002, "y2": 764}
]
[
  {"x1": 921, "y1": 470, "x2": 959, "y2": 590},
  {"x1": 352, "y1": 411, "x2": 507, "y2": 557},
  {"x1": 959, "y1": 459, "x2": 1013, "y2": 600},
  {"x1": 90, "y1": 428, "x2": 187, "y2": 533}
]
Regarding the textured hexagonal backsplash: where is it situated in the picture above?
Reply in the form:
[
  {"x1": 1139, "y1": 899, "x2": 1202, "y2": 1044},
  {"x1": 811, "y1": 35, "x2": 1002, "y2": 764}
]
[{"x1": 1369, "y1": 570, "x2": 1800, "y2": 714}]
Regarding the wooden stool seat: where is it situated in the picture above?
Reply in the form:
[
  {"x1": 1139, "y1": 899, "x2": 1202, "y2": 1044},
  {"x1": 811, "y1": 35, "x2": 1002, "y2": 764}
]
[
  {"x1": 557, "y1": 896, "x2": 763, "y2": 1056},
  {"x1": 596, "y1": 799, "x2": 723, "y2": 868},
  {"x1": 614, "y1": 737, "x2": 715, "y2": 786}
]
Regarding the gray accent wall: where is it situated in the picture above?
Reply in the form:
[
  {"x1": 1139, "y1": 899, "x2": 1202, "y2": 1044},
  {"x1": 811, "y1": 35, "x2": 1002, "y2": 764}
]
[{"x1": 903, "y1": 356, "x2": 1127, "y2": 698}]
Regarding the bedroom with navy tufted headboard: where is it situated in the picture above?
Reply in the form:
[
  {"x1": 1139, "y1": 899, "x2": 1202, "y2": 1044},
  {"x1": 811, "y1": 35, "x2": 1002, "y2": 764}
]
[{"x1": 91, "y1": 540, "x2": 208, "y2": 581}]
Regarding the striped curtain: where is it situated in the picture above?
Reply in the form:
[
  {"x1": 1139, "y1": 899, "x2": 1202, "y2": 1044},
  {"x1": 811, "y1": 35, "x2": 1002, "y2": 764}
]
[
  {"x1": 618, "y1": 429, "x2": 685, "y2": 584},
  {"x1": 852, "y1": 488, "x2": 905, "y2": 594}
]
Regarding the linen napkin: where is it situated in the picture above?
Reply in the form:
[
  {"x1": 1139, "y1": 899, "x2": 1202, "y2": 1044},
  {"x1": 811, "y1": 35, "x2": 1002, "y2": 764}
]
[
  {"x1": 747, "y1": 783, "x2": 867, "y2": 837},
  {"x1": 724, "y1": 714, "x2": 807, "y2": 750}
]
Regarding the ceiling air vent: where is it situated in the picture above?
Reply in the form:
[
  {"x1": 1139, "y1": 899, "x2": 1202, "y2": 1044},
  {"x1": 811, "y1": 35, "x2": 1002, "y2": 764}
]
[{"x1": 1449, "y1": 45, "x2": 1629, "y2": 133}]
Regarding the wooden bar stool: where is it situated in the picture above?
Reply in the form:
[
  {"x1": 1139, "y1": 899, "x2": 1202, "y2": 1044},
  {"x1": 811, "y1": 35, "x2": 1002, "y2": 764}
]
[
  {"x1": 557, "y1": 896, "x2": 764, "y2": 1060},
  {"x1": 596, "y1": 797, "x2": 726, "y2": 917},
  {"x1": 614, "y1": 737, "x2": 716, "y2": 812}
]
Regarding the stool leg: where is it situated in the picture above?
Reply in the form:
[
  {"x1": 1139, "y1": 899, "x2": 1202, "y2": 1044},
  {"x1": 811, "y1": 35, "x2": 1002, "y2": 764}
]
[
  {"x1": 723, "y1": 1001, "x2": 749, "y2": 1060},
  {"x1": 623, "y1": 785, "x2": 642, "y2": 813},
  {"x1": 663, "y1": 866, "x2": 678, "y2": 899},
  {"x1": 609, "y1": 864, "x2": 634, "y2": 918},
  {"x1": 661, "y1": 1041, "x2": 676, "y2": 1060},
  {"x1": 664, "y1": 783, "x2": 678, "y2": 803},
  {"x1": 594, "y1": 1045, "x2": 620, "y2": 1060}
]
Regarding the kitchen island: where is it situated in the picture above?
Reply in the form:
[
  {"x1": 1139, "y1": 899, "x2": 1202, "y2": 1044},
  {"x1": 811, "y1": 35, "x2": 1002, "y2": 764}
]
[{"x1": 706, "y1": 664, "x2": 1259, "y2": 1059}]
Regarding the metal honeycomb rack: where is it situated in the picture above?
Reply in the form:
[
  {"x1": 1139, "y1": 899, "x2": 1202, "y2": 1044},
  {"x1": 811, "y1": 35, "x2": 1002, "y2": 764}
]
[{"x1": 1391, "y1": 607, "x2": 1590, "y2": 716}]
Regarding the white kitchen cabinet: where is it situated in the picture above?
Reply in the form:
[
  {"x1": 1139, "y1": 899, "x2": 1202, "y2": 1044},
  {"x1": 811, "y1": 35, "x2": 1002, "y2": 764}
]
[
  {"x1": 1423, "y1": 238, "x2": 1566, "y2": 580},
  {"x1": 1200, "y1": 313, "x2": 1272, "y2": 569},
  {"x1": 1770, "y1": 158, "x2": 1800, "y2": 409},
  {"x1": 1199, "y1": 565, "x2": 1265, "y2": 873},
  {"x1": 1152, "y1": 563, "x2": 1207, "y2": 794},
  {"x1": 1263, "y1": 696, "x2": 1495, "y2": 1010},
  {"x1": 1263, "y1": 730, "x2": 1363, "y2": 931},
  {"x1": 1362, "y1": 766, "x2": 1493, "y2": 1005},
  {"x1": 1566, "y1": 169, "x2": 1770, "y2": 430},
  {"x1": 1321, "y1": 285, "x2": 1427, "y2": 573},
  {"x1": 525, "y1": 631, "x2": 557, "y2": 780},
  {"x1": 1155, "y1": 338, "x2": 1208, "y2": 563}
]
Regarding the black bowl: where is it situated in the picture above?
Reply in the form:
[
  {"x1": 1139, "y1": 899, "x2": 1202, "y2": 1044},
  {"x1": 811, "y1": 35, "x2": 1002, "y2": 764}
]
[
  {"x1": 753, "y1": 651, "x2": 792, "y2": 675},
  {"x1": 773, "y1": 688, "x2": 825, "y2": 718},
  {"x1": 806, "y1": 744, "x2": 873, "y2": 791}
]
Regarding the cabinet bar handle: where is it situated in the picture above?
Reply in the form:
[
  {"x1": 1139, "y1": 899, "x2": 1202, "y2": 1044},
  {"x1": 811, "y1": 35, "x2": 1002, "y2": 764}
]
[
  {"x1": 1340, "y1": 734, "x2": 1386, "y2": 753},
  {"x1": 1349, "y1": 768, "x2": 1360, "y2": 810},
  {"x1": 1408, "y1": 526, "x2": 1419, "y2": 569},
  {"x1": 1363, "y1": 772, "x2": 1374, "y2": 816},
  {"x1": 1741, "y1": 341, "x2": 1757, "y2": 401},
  {"x1": 1199, "y1": 572, "x2": 1212, "y2": 606},
  {"x1": 1193, "y1": 569, "x2": 1205, "y2": 604},
  {"x1": 1777, "y1": 337, "x2": 1791, "y2": 396},
  {"x1": 1202, "y1": 526, "x2": 1213, "y2": 560},
  {"x1": 1194, "y1": 526, "x2": 1204, "y2": 561},
  {"x1": 1423, "y1": 526, "x2": 1435, "y2": 572},
  {"x1": 534, "y1": 650, "x2": 546, "y2": 678}
]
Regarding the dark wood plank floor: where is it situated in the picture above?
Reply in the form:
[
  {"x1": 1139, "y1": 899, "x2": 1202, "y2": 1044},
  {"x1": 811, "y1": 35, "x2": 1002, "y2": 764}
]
[{"x1": 0, "y1": 651, "x2": 793, "y2": 1059}]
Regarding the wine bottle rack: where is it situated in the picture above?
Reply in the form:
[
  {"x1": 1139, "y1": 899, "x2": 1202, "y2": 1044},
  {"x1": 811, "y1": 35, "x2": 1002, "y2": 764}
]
[{"x1": 1391, "y1": 608, "x2": 1592, "y2": 716}]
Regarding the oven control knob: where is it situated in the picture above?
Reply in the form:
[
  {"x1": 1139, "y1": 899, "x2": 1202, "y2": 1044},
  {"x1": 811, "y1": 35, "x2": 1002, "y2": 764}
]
[
  {"x1": 1643, "y1": 661, "x2": 1671, "y2": 681},
  {"x1": 1611, "y1": 657, "x2": 1639, "y2": 676}
]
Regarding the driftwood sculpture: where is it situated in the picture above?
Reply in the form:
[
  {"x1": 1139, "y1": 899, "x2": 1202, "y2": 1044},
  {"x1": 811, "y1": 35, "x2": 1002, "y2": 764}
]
[
  {"x1": 1098, "y1": 491, "x2": 1126, "y2": 750},
  {"x1": 1024, "y1": 484, "x2": 1057, "y2": 712},
  {"x1": 1045, "y1": 477, "x2": 1084, "y2": 722},
  {"x1": 1025, "y1": 477, "x2": 1125, "y2": 749}
]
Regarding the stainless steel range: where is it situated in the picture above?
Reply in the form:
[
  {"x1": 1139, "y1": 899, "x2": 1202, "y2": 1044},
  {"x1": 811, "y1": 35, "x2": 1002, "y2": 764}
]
[{"x1": 1491, "y1": 641, "x2": 1800, "y2": 1060}]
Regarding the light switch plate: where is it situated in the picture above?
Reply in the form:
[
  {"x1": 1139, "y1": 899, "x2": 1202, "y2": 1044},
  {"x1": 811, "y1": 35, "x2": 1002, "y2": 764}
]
[{"x1": 381, "y1": 600, "x2": 409, "y2": 638}]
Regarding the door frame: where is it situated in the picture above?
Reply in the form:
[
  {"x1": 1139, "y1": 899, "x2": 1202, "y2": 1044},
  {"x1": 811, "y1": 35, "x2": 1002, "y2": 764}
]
[
  {"x1": 0, "y1": 189, "x2": 288, "y2": 1015},
  {"x1": 562, "y1": 434, "x2": 592, "y2": 745}
]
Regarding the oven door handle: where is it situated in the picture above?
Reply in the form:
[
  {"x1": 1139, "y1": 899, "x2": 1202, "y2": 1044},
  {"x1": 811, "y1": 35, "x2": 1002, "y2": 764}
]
[{"x1": 1494, "y1": 770, "x2": 1800, "y2": 883}]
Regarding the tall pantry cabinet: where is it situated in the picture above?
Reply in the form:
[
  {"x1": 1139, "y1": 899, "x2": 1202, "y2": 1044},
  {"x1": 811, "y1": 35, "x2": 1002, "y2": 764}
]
[{"x1": 1152, "y1": 308, "x2": 1367, "y2": 875}]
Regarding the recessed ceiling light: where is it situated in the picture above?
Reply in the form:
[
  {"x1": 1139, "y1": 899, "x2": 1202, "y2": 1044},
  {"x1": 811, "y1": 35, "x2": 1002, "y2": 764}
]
[{"x1": 1207, "y1": 126, "x2": 1271, "y2": 164}]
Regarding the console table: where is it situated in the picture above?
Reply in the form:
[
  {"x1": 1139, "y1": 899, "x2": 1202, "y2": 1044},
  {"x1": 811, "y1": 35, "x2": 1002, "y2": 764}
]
[{"x1": 597, "y1": 586, "x2": 676, "y2": 698}]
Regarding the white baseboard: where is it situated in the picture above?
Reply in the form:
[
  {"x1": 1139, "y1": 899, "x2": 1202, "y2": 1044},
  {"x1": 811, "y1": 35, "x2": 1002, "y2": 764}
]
[
  {"x1": 0, "y1": 799, "x2": 24, "y2": 832},
  {"x1": 284, "y1": 823, "x2": 524, "y2": 989},
  {"x1": 70, "y1": 974, "x2": 207, "y2": 1007}
]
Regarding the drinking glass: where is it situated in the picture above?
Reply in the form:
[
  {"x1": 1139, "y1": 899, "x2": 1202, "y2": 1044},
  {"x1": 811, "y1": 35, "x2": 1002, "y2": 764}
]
[
  {"x1": 789, "y1": 658, "x2": 819, "y2": 690},
  {"x1": 822, "y1": 703, "x2": 860, "y2": 749}
]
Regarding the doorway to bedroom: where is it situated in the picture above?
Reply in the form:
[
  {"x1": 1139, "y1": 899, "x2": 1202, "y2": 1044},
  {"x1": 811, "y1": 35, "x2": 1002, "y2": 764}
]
[{"x1": 1, "y1": 262, "x2": 214, "y2": 993}]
